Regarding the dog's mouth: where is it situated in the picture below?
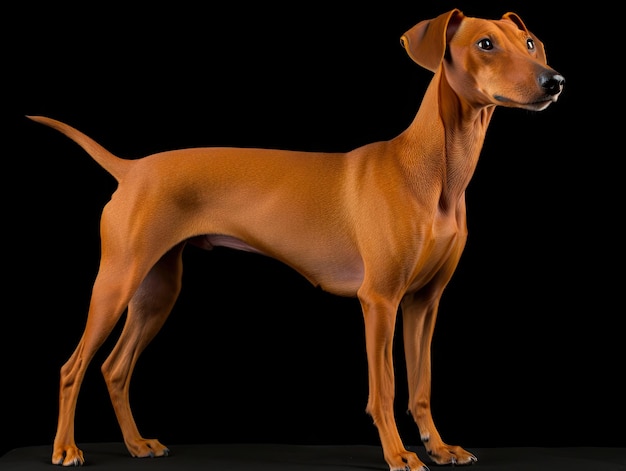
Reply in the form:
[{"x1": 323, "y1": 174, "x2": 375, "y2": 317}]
[{"x1": 494, "y1": 94, "x2": 559, "y2": 111}]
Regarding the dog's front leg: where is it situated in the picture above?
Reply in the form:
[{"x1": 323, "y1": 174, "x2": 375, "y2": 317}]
[
  {"x1": 401, "y1": 291, "x2": 477, "y2": 466},
  {"x1": 360, "y1": 290, "x2": 430, "y2": 471}
]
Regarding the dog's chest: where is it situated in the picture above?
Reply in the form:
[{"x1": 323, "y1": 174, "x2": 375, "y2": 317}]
[{"x1": 405, "y1": 212, "x2": 467, "y2": 291}]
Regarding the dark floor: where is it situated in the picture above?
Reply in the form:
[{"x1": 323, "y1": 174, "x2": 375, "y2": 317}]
[{"x1": 1, "y1": 443, "x2": 625, "y2": 471}]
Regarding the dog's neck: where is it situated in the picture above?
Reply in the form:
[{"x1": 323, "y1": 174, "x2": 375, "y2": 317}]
[{"x1": 395, "y1": 70, "x2": 495, "y2": 212}]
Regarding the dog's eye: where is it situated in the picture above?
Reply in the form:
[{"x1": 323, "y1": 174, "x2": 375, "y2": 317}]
[
  {"x1": 477, "y1": 38, "x2": 493, "y2": 50},
  {"x1": 526, "y1": 38, "x2": 535, "y2": 50}
]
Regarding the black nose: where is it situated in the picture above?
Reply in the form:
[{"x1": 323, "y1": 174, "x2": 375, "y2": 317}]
[{"x1": 541, "y1": 73, "x2": 565, "y2": 96}]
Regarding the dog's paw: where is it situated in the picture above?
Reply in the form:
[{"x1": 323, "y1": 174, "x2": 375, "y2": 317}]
[
  {"x1": 127, "y1": 438, "x2": 170, "y2": 459},
  {"x1": 51, "y1": 446, "x2": 85, "y2": 466},
  {"x1": 386, "y1": 449, "x2": 430, "y2": 471},
  {"x1": 425, "y1": 443, "x2": 477, "y2": 466}
]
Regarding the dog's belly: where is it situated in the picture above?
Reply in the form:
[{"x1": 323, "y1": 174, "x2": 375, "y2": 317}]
[
  {"x1": 194, "y1": 233, "x2": 266, "y2": 255},
  {"x1": 191, "y1": 234, "x2": 365, "y2": 296}
]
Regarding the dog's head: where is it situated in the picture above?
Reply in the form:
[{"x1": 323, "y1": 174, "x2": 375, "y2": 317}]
[{"x1": 400, "y1": 9, "x2": 565, "y2": 111}]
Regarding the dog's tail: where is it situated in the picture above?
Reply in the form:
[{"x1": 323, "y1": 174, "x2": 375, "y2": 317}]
[{"x1": 27, "y1": 115, "x2": 131, "y2": 182}]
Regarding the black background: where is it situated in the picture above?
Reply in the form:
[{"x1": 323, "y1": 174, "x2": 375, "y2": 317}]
[{"x1": 3, "y1": 0, "x2": 622, "y2": 459}]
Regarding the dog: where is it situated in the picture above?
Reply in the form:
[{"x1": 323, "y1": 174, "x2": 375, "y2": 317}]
[{"x1": 28, "y1": 8, "x2": 564, "y2": 470}]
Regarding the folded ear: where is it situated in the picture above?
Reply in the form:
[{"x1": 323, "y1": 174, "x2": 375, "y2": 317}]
[
  {"x1": 400, "y1": 9, "x2": 464, "y2": 72},
  {"x1": 502, "y1": 12, "x2": 547, "y2": 64}
]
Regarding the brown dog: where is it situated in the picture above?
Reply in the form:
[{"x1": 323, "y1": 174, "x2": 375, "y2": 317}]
[{"x1": 29, "y1": 8, "x2": 563, "y2": 471}]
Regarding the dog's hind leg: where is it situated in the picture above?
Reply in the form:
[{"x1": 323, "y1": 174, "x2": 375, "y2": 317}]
[
  {"x1": 51, "y1": 198, "x2": 182, "y2": 466},
  {"x1": 51, "y1": 253, "x2": 152, "y2": 466},
  {"x1": 100, "y1": 242, "x2": 186, "y2": 459},
  {"x1": 401, "y1": 290, "x2": 477, "y2": 466}
]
